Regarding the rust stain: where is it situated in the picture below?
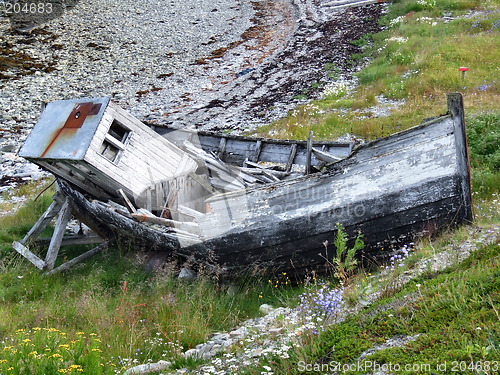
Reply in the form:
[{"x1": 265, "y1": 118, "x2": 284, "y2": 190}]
[{"x1": 41, "y1": 102, "x2": 101, "y2": 157}]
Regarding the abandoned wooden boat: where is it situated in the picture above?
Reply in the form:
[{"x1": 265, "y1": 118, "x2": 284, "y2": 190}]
[{"x1": 13, "y1": 93, "x2": 472, "y2": 276}]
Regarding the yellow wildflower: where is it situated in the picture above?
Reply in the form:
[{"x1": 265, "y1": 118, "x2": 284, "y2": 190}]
[
  {"x1": 91, "y1": 348, "x2": 103, "y2": 352},
  {"x1": 22, "y1": 339, "x2": 31, "y2": 343},
  {"x1": 76, "y1": 332, "x2": 85, "y2": 335},
  {"x1": 89, "y1": 333, "x2": 97, "y2": 336},
  {"x1": 0, "y1": 359, "x2": 7, "y2": 364},
  {"x1": 59, "y1": 344, "x2": 70, "y2": 349}
]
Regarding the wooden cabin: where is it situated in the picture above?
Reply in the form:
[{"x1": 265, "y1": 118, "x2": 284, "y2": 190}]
[{"x1": 18, "y1": 98, "x2": 201, "y2": 214}]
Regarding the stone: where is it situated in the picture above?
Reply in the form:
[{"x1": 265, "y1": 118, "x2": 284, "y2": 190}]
[
  {"x1": 122, "y1": 360, "x2": 171, "y2": 375},
  {"x1": 183, "y1": 349, "x2": 199, "y2": 359},
  {"x1": 259, "y1": 304, "x2": 274, "y2": 314},
  {"x1": 178, "y1": 267, "x2": 197, "y2": 280}
]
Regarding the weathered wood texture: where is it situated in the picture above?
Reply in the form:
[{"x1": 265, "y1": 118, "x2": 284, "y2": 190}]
[
  {"x1": 44, "y1": 240, "x2": 113, "y2": 276},
  {"x1": 153, "y1": 127, "x2": 352, "y2": 167},
  {"x1": 19, "y1": 98, "x2": 198, "y2": 205},
  {"x1": 51, "y1": 94, "x2": 473, "y2": 275}
]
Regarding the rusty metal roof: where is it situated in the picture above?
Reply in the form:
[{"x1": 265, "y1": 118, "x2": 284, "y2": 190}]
[{"x1": 19, "y1": 98, "x2": 110, "y2": 160}]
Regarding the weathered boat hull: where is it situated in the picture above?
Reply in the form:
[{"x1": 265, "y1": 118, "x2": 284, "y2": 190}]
[{"x1": 56, "y1": 93, "x2": 472, "y2": 275}]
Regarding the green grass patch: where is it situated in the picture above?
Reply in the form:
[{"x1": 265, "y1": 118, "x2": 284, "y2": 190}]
[{"x1": 264, "y1": 242, "x2": 500, "y2": 374}]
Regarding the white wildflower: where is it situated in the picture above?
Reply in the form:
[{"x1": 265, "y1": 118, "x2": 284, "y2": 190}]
[
  {"x1": 322, "y1": 81, "x2": 348, "y2": 99},
  {"x1": 390, "y1": 16, "x2": 404, "y2": 27},
  {"x1": 387, "y1": 36, "x2": 408, "y2": 44}
]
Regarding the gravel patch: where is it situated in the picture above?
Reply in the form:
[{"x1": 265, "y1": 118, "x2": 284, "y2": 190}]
[{"x1": 1, "y1": 0, "x2": 386, "y2": 195}]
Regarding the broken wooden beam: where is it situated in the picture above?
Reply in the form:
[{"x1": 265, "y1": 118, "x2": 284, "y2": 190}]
[
  {"x1": 285, "y1": 143, "x2": 297, "y2": 173},
  {"x1": 305, "y1": 131, "x2": 313, "y2": 175},
  {"x1": 45, "y1": 240, "x2": 113, "y2": 276},
  {"x1": 12, "y1": 241, "x2": 46, "y2": 270},
  {"x1": 117, "y1": 188, "x2": 137, "y2": 214},
  {"x1": 312, "y1": 147, "x2": 343, "y2": 163},
  {"x1": 18, "y1": 197, "x2": 62, "y2": 245},
  {"x1": 131, "y1": 212, "x2": 200, "y2": 234}
]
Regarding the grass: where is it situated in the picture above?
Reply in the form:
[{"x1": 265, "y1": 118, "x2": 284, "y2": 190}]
[
  {"x1": 257, "y1": 238, "x2": 500, "y2": 375},
  {"x1": 254, "y1": 0, "x2": 500, "y2": 141},
  {"x1": 0, "y1": 186, "x2": 300, "y2": 372}
]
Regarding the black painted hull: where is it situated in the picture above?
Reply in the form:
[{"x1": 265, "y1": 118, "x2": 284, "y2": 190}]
[{"x1": 60, "y1": 94, "x2": 473, "y2": 275}]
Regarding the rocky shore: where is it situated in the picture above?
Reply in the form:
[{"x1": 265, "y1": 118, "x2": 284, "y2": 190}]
[{"x1": 1, "y1": 0, "x2": 386, "y2": 193}]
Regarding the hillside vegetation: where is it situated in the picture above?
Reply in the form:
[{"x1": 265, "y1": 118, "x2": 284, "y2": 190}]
[{"x1": 0, "y1": 0, "x2": 499, "y2": 374}]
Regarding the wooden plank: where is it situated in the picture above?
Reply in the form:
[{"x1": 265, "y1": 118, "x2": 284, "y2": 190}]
[
  {"x1": 177, "y1": 205, "x2": 204, "y2": 218},
  {"x1": 37, "y1": 234, "x2": 104, "y2": 246},
  {"x1": 44, "y1": 198, "x2": 73, "y2": 271},
  {"x1": 117, "y1": 188, "x2": 137, "y2": 214},
  {"x1": 131, "y1": 213, "x2": 200, "y2": 234},
  {"x1": 312, "y1": 147, "x2": 342, "y2": 163},
  {"x1": 45, "y1": 240, "x2": 112, "y2": 276},
  {"x1": 218, "y1": 137, "x2": 227, "y2": 159},
  {"x1": 243, "y1": 161, "x2": 280, "y2": 182},
  {"x1": 305, "y1": 131, "x2": 313, "y2": 175},
  {"x1": 252, "y1": 140, "x2": 262, "y2": 162},
  {"x1": 285, "y1": 144, "x2": 297, "y2": 173},
  {"x1": 145, "y1": 188, "x2": 153, "y2": 212},
  {"x1": 12, "y1": 241, "x2": 46, "y2": 270},
  {"x1": 19, "y1": 199, "x2": 62, "y2": 245},
  {"x1": 189, "y1": 172, "x2": 216, "y2": 194}
]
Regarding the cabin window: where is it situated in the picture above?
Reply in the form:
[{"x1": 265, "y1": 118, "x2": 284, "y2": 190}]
[
  {"x1": 100, "y1": 140, "x2": 120, "y2": 162},
  {"x1": 108, "y1": 120, "x2": 130, "y2": 143},
  {"x1": 100, "y1": 120, "x2": 130, "y2": 163}
]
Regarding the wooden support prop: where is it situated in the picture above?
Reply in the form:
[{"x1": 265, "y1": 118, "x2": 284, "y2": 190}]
[
  {"x1": 161, "y1": 188, "x2": 178, "y2": 219},
  {"x1": 13, "y1": 185, "x2": 109, "y2": 272},
  {"x1": 285, "y1": 144, "x2": 297, "y2": 173},
  {"x1": 45, "y1": 240, "x2": 113, "y2": 276},
  {"x1": 12, "y1": 241, "x2": 46, "y2": 270},
  {"x1": 44, "y1": 197, "x2": 73, "y2": 271},
  {"x1": 18, "y1": 198, "x2": 62, "y2": 245},
  {"x1": 305, "y1": 131, "x2": 313, "y2": 175},
  {"x1": 160, "y1": 188, "x2": 173, "y2": 219},
  {"x1": 37, "y1": 234, "x2": 104, "y2": 247}
]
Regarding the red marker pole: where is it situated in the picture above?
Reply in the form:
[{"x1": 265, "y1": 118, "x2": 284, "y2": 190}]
[{"x1": 459, "y1": 67, "x2": 469, "y2": 81}]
